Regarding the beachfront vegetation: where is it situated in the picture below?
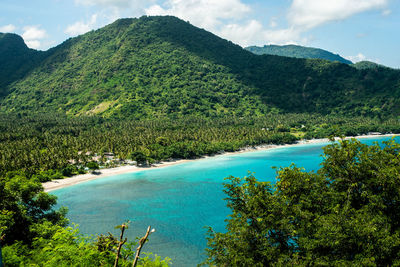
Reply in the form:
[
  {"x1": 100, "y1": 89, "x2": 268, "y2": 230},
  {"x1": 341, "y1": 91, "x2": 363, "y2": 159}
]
[
  {"x1": 205, "y1": 138, "x2": 400, "y2": 266},
  {"x1": 2, "y1": 113, "x2": 400, "y2": 180}
]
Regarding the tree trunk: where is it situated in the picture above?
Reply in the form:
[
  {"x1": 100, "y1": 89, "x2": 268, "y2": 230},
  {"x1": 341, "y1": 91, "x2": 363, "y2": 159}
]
[
  {"x1": 132, "y1": 226, "x2": 151, "y2": 267},
  {"x1": 114, "y1": 224, "x2": 127, "y2": 267}
]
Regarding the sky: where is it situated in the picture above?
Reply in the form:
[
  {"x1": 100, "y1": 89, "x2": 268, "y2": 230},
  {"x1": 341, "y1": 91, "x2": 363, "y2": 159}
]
[{"x1": 1, "y1": 0, "x2": 399, "y2": 68}]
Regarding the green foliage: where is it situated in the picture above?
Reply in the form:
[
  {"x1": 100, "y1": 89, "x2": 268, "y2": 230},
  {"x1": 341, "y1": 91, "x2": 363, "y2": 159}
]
[
  {"x1": 246, "y1": 44, "x2": 352, "y2": 64},
  {"x1": 139, "y1": 253, "x2": 171, "y2": 267},
  {"x1": 86, "y1": 161, "x2": 99, "y2": 172},
  {"x1": 33, "y1": 169, "x2": 64, "y2": 182},
  {"x1": 61, "y1": 164, "x2": 77, "y2": 177},
  {"x1": 0, "y1": 16, "x2": 400, "y2": 117},
  {"x1": 130, "y1": 150, "x2": 149, "y2": 166},
  {"x1": 205, "y1": 138, "x2": 400, "y2": 266},
  {"x1": 3, "y1": 224, "x2": 112, "y2": 266},
  {"x1": 2, "y1": 223, "x2": 170, "y2": 267},
  {"x1": 0, "y1": 173, "x2": 67, "y2": 245},
  {"x1": 1, "y1": 113, "x2": 400, "y2": 180}
]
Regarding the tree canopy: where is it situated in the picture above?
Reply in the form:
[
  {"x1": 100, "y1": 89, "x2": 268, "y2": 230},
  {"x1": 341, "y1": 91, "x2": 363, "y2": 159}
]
[{"x1": 205, "y1": 138, "x2": 400, "y2": 266}]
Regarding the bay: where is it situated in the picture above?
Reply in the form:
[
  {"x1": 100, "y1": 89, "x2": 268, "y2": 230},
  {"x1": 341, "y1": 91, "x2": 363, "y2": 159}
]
[{"x1": 52, "y1": 136, "x2": 397, "y2": 266}]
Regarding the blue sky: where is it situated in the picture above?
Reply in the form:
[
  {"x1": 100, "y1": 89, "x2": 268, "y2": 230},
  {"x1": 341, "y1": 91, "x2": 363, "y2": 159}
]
[{"x1": 1, "y1": 0, "x2": 399, "y2": 68}]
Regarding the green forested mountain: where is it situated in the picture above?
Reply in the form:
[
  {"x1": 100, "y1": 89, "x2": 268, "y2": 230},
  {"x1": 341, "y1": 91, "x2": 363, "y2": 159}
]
[
  {"x1": 0, "y1": 33, "x2": 43, "y2": 95},
  {"x1": 1, "y1": 16, "x2": 400, "y2": 118},
  {"x1": 245, "y1": 44, "x2": 353, "y2": 64}
]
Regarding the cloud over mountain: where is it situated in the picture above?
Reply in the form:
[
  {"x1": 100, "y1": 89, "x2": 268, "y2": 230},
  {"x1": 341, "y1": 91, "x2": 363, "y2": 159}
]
[
  {"x1": 22, "y1": 26, "x2": 47, "y2": 49},
  {"x1": 65, "y1": 15, "x2": 98, "y2": 36}
]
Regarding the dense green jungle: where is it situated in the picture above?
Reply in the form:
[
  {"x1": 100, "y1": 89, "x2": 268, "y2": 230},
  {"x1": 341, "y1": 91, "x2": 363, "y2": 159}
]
[{"x1": 1, "y1": 15, "x2": 400, "y2": 266}]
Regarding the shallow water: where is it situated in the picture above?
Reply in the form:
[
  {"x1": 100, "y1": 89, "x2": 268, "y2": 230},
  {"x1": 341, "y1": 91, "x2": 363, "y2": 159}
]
[{"x1": 53, "y1": 137, "x2": 397, "y2": 266}]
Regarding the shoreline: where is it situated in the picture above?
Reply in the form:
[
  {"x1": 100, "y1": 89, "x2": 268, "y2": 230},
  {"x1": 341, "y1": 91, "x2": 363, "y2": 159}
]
[{"x1": 42, "y1": 133, "x2": 398, "y2": 192}]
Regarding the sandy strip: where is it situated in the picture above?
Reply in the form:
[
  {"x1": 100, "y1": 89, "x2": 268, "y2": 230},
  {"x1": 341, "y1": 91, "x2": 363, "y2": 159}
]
[
  {"x1": 42, "y1": 159, "x2": 192, "y2": 192},
  {"x1": 42, "y1": 133, "x2": 399, "y2": 192}
]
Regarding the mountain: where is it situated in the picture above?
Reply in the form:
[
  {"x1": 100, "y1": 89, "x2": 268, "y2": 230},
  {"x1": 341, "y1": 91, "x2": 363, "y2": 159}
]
[
  {"x1": 0, "y1": 33, "x2": 43, "y2": 95},
  {"x1": 245, "y1": 44, "x2": 353, "y2": 64},
  {"x1": 1, "y1": 16, "x2": 400, "y2": 118},
  {"x1": 0, "y1": 18, "x2": 271, "y2": 118}
]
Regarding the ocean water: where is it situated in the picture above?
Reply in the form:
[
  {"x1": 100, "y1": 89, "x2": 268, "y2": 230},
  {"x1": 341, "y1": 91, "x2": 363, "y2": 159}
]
[{"x1": 52, "y1": 137, "x2": 397, "y2": 266}]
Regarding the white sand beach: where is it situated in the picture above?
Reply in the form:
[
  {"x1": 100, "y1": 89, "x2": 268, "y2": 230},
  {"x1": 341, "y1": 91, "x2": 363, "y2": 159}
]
[
  {"x1": 42, "y1": 159, "x2": 192, "y2": 192},
  {"x1": 42, "y1": 133, "x2": 399, "y2": 192}
]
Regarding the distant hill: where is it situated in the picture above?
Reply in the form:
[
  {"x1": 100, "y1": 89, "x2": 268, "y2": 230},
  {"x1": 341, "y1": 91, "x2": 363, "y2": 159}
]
[
  {"x1": 1, "y1": 16, "x2": 400, "y2": 118},
  {"x1": 352, "y1": 61, "x2": 389, "y2": 70},
  {"x1": 245, "y1": 44, "x2": 353, "y2": 64}
]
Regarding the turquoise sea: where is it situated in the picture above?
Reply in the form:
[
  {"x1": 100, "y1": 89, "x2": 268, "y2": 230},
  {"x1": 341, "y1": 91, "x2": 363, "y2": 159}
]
[{"x1": 52, "y1": 136, "x2": 397, "y2": 266}]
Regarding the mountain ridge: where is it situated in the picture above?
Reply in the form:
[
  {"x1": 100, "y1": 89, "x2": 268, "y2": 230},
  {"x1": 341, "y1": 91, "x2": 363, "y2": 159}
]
[
  {"x1": 245, "y1": 44, "x2": 353, "y2": 64},
  {"x1": 353, "y1": 60, "x2": 389, "y2": 70},
  {"x1": 0, "y1": 32, "x2": 44, "y2": 94},
  {"x1": 1, "y1": 16, "x2": 400, "y2": 118}
]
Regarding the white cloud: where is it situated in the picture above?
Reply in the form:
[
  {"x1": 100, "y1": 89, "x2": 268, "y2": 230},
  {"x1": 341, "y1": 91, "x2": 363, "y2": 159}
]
[
  {"x1": 263, "y1": 28, "x2": 303, "y2": 45},
  {"x1": 346, "y1": 53, "x2": 381, "y2": 64},
  {"x1": 146, "y1": 0, "x2": 250, "y2": 30},
  {"x1": 65, "y1": 14, "x2": 98, "y2": 36},
  {"x1": 146, "y1": 5, "x2": 165, "y2": 16},
  {"x1": 219, "y1": 21, "x2": 301, "y2": 47},
  {"x1": 74, "y1": 0, "x2": 151, "y2": 26},
  {"x1": 382, "y1": 9, "x2": 391, "y2": 16},
  {"x1": 25, "y1": 40, "x2": 41, "y2": 49},
  {"x1": 230, "y1": 0, "x2": 389, "y2": 46},
  {"x1": 269, "y1": 18, "x2": 278, "y2": 28},
  {"x1": 22, "y1": 26, "x2": 46, "y2": 40},
  {"x1": 346, "y1": 53, "x2": 366, "y2": 63},
  {"x1": 22, "y1": 26, "x2": 47, "y2": 49},
  {"x1": 68, "y1": 0, "x2": 389, "y2": 48},
  {"x1": 219, "y1": 20, "x2": 263, "y2": 47},
  {"x1": 288, "y1": 0, "x2": 388, "y2": 30},
  {"x1": 75, "y1": 0, "x2": 133, "y2": 7},
  {"x1": 0, "y1": 24, "x2": 16, "y2": 33},
  {"x1": 144, "y1": 0, "x2": 389, "y2": 47},
  {"x1": 74, "y1": 0, "x2": 153, "y2": 15}
]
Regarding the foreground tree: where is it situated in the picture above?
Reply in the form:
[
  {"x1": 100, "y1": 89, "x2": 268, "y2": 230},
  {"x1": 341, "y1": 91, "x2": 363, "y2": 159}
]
[
  {"x1": 205, "y1": 138, "x2": 400, "y2": 266},
  {"x1": 0, "y1": 173, "x2": 67, "y2": 245},
  {"x1": 2, "y1": 223, "x2": 170, "y2": 267}
]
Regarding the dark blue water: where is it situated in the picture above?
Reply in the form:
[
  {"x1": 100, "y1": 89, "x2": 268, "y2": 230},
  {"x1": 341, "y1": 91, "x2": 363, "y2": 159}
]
[{"x1": 52, "y1": 137, "x2": 397, "y2": 266}]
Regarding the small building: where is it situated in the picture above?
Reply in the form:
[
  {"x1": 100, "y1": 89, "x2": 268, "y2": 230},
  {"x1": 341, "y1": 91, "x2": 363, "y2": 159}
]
[{"x1": 368, "y1": 132, "x2": 381, "y2": 135}]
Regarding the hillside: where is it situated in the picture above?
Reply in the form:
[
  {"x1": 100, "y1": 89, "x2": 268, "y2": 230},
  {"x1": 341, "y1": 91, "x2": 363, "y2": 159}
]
[
  {"x1": 1, "y1": 16, "x2": 400, "y2": 118},
  {"x1": 352, "y1": 60, "x2": 389, "y2": 70},
  {"x1": 0, "y1": 17, "x2": 270, "y2": 118},
  {"x1": 0, "y1": 33, "x2": 43, "y2": 95},
  {"x1": 245, "y1": 44, "x2": 353, "y2": 64}
]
